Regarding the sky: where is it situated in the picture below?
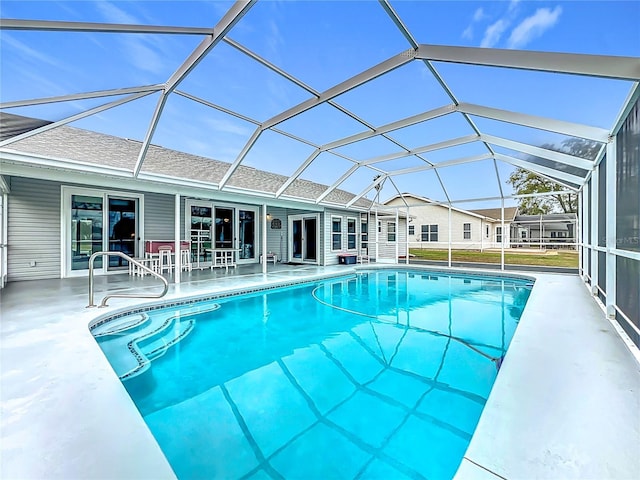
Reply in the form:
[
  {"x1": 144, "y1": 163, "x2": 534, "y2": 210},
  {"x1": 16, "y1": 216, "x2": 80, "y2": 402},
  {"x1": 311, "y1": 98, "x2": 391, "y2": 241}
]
[{"x1": 1, "y1": 0, "x2": 638, "y2": 208}]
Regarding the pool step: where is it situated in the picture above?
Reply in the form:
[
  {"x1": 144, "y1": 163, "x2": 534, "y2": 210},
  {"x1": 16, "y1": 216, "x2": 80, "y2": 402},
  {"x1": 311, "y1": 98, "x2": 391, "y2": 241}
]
[
  {"x1": 91, "y1": 313, "x2": 150, "y2": 337},
  {"x1": 136, "y1": 317, "x2": 196, "y2": 362},
  {"x1": 93, "y1": 304, "x2": 220, "y2": 380}
]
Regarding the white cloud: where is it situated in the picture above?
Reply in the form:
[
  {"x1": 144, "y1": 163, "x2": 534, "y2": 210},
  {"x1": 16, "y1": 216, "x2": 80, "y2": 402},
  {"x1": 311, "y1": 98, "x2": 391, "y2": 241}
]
[
  {"x1": 462, "y1": 7, "x2": 487, "y2": 40},
  {"x1": 94, "y1": 1, "x2": 141, "y2": 25},
  {"x1": 266, "y1": 19, "x2": 284, "y2": 60},
  {"x1": 481, "y1": 19, "x2": 509, "y2": 48},
  {"x1": 125, "y1": 39, "x2": 166, "y2": 75},
  {"x1": 473, "y1": 8, "x2": 487, "y2": 22},
  {"x1": 203, "y1": 117, "x2": 252, "y2": 137},
  {"x1": 1, "y1": 34, "x2": 63, "y2": 68},
  {"x1": 507, "y1": 6, "x2": 563, "y2": 49},
  {"x1": 93, "y1": 1, "x2": 168, "y2": 76}
]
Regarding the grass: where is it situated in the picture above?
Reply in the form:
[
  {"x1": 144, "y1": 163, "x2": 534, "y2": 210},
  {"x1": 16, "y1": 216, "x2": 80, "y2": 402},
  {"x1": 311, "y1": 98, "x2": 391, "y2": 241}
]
[{"x1": 409, "y1": 248, "x2": 579, "y2": 268}]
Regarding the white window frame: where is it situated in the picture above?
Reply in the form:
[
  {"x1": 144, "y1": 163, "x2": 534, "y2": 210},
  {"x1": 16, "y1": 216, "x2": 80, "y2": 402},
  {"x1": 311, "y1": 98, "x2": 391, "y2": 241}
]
[
  {"x1": 331, "y1": 216, "x2": 343, "y2": 251},
  {"x1": 387, "y1": 221, "x2": 396, "y2": 242},
  {"x1": 361, "y1": 219, "x2": 368, "y2": 250},
  {"x1": 463, "y1": 223, "x2": 471, "y2": 240},
  {"x1": 421, "y1": 224, "x2": 438, "y2": 242},
  {"x1": 347, "y1": 217, "x2": 357, "y2": 251}
]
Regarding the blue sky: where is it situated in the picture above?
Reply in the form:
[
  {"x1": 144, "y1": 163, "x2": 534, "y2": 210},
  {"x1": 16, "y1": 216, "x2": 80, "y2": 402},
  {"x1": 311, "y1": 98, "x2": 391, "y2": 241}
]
[{"x1": 1, "y1": 1, "x2": 638, "y2": 207}]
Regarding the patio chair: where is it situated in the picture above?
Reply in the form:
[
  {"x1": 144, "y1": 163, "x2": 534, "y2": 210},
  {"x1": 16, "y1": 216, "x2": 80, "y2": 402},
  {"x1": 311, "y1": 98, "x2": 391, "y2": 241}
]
[
  {"x1": 180, "y1": 248, "x2": 193, "y2": 272},
  {"x1": 158, "y1": 246, "x2": 173, "y2": 273}
]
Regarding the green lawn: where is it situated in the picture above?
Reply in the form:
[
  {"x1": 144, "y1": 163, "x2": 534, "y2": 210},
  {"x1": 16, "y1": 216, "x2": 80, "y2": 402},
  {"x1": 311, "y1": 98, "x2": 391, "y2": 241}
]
[{"x1": 409, "y1": 248, "x2": 579, "y2": 268}]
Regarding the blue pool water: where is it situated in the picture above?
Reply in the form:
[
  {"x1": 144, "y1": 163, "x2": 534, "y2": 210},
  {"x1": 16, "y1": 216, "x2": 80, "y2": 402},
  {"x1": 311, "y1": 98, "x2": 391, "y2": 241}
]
[{"x1": 93, "y1": 270, "x2": 532, "y2": 479}]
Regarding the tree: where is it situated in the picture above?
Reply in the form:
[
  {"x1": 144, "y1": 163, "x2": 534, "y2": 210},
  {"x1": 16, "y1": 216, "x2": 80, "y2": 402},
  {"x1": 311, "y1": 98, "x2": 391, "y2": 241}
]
[
  {"x1": 507, "y1": 138, "x2": 601, "y2": 214},
  {"x1": 507, "y1": 169, "x2": 577, "y2": 214}
]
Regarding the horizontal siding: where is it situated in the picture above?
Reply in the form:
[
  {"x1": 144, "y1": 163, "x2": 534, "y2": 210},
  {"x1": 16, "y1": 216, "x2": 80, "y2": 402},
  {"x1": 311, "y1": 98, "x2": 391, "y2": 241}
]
[
  {"x1": 144, "y1": 193, "x2": 180, "y2": 240},
  {"x1": 7, "y1": 177, "x2": 61, "y2": 281},
  {"x1": 266, "y1": 207, "x2": 288, "y2": 262},
  {"x1": 376, "y1": 217, "x2": 408, "y2": 260},
  {"x1": 323, "y1": 208, "x2": 360, "y2": 265},
  {"x1": 6, "y1": 179, "x2": 185, "y2": 282}
]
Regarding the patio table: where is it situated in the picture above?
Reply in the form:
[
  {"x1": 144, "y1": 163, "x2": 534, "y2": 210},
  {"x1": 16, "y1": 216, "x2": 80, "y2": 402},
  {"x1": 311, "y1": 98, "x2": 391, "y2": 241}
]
[{"x1": 206, "y1": 248, "x2": 238, "y2": 272}]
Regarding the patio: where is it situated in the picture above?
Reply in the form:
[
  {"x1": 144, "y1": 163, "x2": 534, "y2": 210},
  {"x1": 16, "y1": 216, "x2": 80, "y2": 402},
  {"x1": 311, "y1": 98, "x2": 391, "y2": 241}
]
[
  {"x1": 1, "y1": 265, "x2": 638, "y2": 479},
  {"x1": 0, "y1": 1, "x2": 638, "y2": 479}
]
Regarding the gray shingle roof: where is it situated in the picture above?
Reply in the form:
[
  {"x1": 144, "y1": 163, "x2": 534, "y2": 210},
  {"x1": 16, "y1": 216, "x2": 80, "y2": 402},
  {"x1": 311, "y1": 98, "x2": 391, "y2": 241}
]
[
  {"x1": 3, "y1": 114, "x2": 371, "y2": 209},
  {"x1": 468, "y1": 207, "x2": 519, "y2": 222}
]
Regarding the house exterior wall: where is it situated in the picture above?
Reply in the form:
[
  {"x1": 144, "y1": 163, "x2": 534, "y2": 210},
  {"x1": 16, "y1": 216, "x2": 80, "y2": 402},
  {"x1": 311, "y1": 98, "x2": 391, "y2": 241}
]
[
  {"x1": 266, "y1": 206, "x2": 288, "y2": 262},
  {"x1": 6, "y1": 177, "x2": 202, "y2": 281},
  {"x1": 324, "y1": 208, "x2": 360, "y2": 265},
  {"x1": 375, "y1": 215, "x2": 408, "y2": 261},
  {"x1": 7, "y1": 176, "x2": 61, "y2": 281},
  {"x1": 4, "y1": 175, "x2": 368, "y2": 281},
  {"x1": 144, "y1": 193, "x2": 183, "y2": 240},
  {"x1": 384, "y1": 198, "x2": 510, "y2": 250}
]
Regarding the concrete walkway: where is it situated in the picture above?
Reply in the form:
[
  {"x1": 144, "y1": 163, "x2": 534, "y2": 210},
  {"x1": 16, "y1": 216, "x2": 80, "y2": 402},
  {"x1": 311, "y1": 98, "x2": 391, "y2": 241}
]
[{"x1": 1, "y1": 265, "x2": 638, "y2": 479}]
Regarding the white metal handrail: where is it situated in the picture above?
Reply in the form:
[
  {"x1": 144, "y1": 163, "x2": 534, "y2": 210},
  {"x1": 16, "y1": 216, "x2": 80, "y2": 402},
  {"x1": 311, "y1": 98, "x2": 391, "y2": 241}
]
[{"x1": 87, "y1": 251, "x2": 169, "y2": 308}]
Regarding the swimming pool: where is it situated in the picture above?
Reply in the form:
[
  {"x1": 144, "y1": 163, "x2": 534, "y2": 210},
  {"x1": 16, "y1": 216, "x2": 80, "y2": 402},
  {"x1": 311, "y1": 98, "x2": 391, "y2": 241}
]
[{"x1": 92, "y1": 269, "x2": 533, "y2": 479}]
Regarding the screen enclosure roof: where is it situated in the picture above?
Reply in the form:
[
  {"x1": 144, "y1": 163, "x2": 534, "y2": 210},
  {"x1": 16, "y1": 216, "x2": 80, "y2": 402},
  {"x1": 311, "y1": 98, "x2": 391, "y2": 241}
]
[{"x1": 1, "y1": 0, "x2": 639, "y2": 210}]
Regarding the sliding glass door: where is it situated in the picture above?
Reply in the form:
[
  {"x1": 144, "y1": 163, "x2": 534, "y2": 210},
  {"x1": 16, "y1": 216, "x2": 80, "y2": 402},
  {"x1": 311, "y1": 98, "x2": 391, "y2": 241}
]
[
  {"x1": 63, "y1": 187, "x2": 142, "y2": 277},
  {"x1": 186, "y1": 201, "x2": 259, "y2": 266},
  {"x1": 70, "y1": 194, "x2": 104, "y2": 272},
  {"x1": 238, "y1": 208, "x2": 257, "y2": 262},
  {"x1": 107, "y1": 197, "x2": 138, "y2": 268},
  {"x1": 289, "y1": 214, "x2": 319, "y2": 264}
]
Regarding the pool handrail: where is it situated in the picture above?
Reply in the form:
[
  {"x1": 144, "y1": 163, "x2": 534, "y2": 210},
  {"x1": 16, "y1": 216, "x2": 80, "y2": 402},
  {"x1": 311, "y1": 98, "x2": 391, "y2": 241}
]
[{"x1": 87, "y1": 251, "x2": 169, "y2": 308}]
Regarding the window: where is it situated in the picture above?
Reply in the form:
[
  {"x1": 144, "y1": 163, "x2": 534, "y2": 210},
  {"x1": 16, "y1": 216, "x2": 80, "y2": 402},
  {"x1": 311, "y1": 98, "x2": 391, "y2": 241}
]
[
  {"x1": 521, "y1": 230, "x2": 527, "y2": 239},
  {"x1": 408, "y1": 225, "x2": 415, "y2": 235},
  {"x1": 421, "y1": 224, "x2": 438, "y2": 242},
  {"x1": 486, "y1": 225, "x2": 490, "y2": 238},
  {"x1": 347, "y1": 217, "x2": 357, "y2": 250},
  {"x1": 496, "y1": 226, "x2": 503, "y2": 243},
  {"x1": 463, "y1": 223, "x2": 471, "y2": 240},
  {"x1": 332, "y1": 217, "x2": 342, "y2": 251},
  {"x1": 361, "y1": 220, "x2": 368, "y2": 249},
  {"x1": 430, "y1": 225, "x2": 438, "y2": 242},
  {"x1": 551, "y1": 231, "x2": 557, "y2": 238},
  {"x1": 378, "y1": 220, "x2": 381, "y2": 233},
  {"x1": 387, "y1": 222, "x2": 396, "y2": 242}
]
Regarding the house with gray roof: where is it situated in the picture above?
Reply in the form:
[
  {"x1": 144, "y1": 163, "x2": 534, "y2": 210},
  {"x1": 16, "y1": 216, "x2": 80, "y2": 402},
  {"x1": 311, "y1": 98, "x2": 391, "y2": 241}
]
[{"x1": 0, "y1": 113, "x2": 393, "y2": 284}]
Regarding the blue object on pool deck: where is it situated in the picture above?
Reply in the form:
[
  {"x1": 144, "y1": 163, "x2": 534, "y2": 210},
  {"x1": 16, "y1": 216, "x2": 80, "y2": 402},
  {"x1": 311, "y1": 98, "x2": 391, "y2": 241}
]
[{"x1": 94, "y1": 270, "x2": 532, "y2": 480}]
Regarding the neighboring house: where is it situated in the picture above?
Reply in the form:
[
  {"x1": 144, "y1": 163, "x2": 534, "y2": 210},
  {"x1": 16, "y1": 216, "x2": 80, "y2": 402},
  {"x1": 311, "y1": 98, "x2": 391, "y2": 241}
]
[
  {"x1": 511, "y1": 213, "x2": 578, "y2": 249},
  {"x1": 0, "y1": 114, "x2": 379, "y2": 285},
  {"x1": 366, "y1": 208, "x2": 409, "y2": 263},
  {"x1": 384, "y1": 193, "x2": 518, "y2": 250}
]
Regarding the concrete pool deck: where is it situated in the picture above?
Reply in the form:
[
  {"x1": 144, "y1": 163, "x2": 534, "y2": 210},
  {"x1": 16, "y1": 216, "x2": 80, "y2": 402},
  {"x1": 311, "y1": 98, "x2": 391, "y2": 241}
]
[{"x1": 1, "y1": 265, "x2": 639, "y2": 479}]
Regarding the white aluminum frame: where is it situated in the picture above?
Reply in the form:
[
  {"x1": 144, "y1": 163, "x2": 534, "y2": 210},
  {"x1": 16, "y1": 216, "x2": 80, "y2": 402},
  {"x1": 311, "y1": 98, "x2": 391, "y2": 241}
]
[{"x1": 1, "y1": 1, "x2": 639, "y2": 337}]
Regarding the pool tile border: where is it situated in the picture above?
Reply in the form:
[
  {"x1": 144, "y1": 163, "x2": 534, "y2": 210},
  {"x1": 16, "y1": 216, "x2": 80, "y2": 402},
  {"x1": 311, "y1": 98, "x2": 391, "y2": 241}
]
[{"x1": 88, "y1": 266, "x2": 536, "y2": 333}]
